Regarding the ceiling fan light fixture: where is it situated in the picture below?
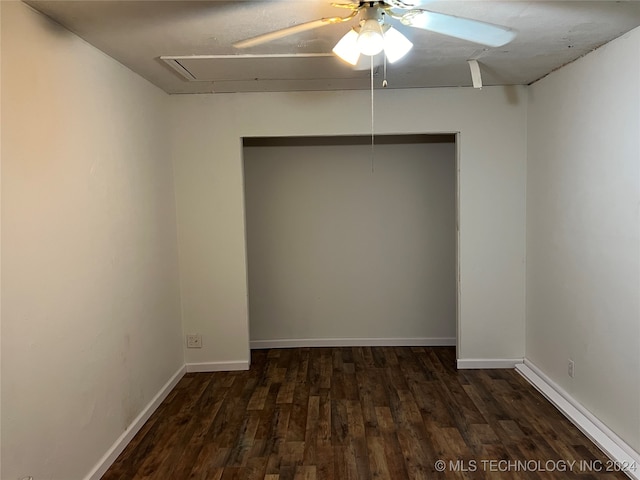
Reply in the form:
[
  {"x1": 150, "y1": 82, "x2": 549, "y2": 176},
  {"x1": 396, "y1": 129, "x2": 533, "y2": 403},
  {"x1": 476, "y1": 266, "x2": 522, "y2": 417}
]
[
  {"x1": 383, "y1": 27, "x2": 413, "y2": 63},
  {"x1": 357, "y1": 18, "x2": 384, "y2": 56},
  {"x1": 332, "y1": 28, "x2": 361, "y2": 65}
]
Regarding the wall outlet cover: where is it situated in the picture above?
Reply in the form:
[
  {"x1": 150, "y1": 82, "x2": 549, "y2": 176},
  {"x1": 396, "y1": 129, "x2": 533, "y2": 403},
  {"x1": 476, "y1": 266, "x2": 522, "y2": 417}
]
[{"x1": 186, "y1": 334, "x2": 202, "y2": 348}]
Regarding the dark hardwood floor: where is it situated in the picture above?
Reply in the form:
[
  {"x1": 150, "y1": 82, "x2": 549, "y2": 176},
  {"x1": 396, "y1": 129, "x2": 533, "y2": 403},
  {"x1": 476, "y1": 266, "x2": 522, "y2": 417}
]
[{"x1": 102, "y1": 347, "x2": 629, "y2": 479}]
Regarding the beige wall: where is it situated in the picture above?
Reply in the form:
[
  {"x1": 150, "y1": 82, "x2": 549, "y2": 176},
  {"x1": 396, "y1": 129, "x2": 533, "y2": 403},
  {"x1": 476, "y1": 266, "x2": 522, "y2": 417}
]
[
  {"x1": 170, "y1": 86, "x2": 528, "y2": 367},
  {"x1": 527, "y1": 26, "x2": 640, "y2": 452},
  {"x1": 1, "y1": 3, "x2": 183, "y2": 479},
  {"x1": 244, "y1": 141, "x2": 456, "y2": 344},
  {"x1": 0, "y1": 3, "x2": 3, "y2": 476}
]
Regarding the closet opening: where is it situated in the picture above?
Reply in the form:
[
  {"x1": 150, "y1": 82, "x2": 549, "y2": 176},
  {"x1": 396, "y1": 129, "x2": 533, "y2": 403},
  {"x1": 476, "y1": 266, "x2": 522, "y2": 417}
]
[{"x1": 242, "y1": 134, "x2": 459, "y2": 353}]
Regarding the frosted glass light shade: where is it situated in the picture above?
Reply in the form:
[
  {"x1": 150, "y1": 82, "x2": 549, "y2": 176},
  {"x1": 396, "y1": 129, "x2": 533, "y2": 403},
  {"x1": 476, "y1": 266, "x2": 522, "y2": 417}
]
[
  {"x1": 332, "y1": 29, "x2": 360, "y2": 65},
  {"x1": 357, "y1": 19, "x2": 384, "y2": 56},
  {"x1": 383, "y1": 27, "x2": 413, "y2": 63}
]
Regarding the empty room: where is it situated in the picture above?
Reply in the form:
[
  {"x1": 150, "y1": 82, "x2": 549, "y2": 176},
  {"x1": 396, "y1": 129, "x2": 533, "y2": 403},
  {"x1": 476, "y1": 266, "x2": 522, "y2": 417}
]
[{"x1": 1, "y1": 1, "x2": 639, "y2": 479}]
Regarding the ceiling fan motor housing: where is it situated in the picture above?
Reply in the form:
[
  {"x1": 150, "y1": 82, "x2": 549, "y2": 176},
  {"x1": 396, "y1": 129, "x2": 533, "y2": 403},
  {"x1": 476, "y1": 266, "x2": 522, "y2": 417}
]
[{"x1": 359, "y1": 2, "x2": 385, "y2": 25}]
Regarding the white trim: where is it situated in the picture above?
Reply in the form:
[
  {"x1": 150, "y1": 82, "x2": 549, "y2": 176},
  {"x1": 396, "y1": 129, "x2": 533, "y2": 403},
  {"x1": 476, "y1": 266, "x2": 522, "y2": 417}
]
[
  {"x1": 456, "y1": 358, "x2": 524, "y2": 369},
  {"x1": 186, "y1": 360, "x2": 249, "y2": 372},
  {"x1": 250, "y1": 337, "x2": 456, "y2": 349},
  {"x1": 84, "y1": 365, "x2": 186, "y2": 480},
  {"x1": 517, "y1": 360, "x2": 640, "y2": 480}
]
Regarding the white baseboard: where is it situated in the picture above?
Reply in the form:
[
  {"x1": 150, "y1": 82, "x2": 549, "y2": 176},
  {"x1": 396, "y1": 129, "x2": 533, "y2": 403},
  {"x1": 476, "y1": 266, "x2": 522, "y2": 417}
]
[
  {"x1": 84, "y1": 364, "x2": 186, "y2": 480},
  {"x1": 186, "y1": 360, "x2": 249, "y2": 372},
  {"x1": 456, "y1": 358, "x2": 523, "y2": 369},
  {"x1": 517, "y1": 360, "x2": 640, "y2": 480},
  {"x1": 250, "y1": 337, "x2": 456, "y2": 349}
]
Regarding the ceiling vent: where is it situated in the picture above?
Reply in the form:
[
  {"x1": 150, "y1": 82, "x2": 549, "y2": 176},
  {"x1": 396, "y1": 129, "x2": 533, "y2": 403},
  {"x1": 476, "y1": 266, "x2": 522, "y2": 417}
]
[{"x1": 160, "y1": 54, "x2": 376, "y2": 93}]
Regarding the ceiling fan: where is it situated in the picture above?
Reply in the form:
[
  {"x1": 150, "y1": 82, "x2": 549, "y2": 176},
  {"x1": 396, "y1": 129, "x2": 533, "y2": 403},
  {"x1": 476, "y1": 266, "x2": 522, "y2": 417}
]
[{"x1": 233, "y1": 0, "x2": 517, "y2": 66}]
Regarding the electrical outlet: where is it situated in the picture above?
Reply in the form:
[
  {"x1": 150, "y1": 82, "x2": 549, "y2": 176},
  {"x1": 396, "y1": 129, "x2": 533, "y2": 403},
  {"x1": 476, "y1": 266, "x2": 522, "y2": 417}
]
[
  {"x1": 568, "y1": 359, "x2": 575, "y2": 378},
  {"x1": 186, "y1": 334, "x2": 202, "y2": 348}
]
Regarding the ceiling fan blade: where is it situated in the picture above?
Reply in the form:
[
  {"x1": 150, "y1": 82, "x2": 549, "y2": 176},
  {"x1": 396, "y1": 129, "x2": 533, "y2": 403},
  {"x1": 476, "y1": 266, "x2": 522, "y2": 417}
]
[
  {"x1": 234, "y1": 13, "x2": 357, "y2": 49},
  {"x1": 401, "y1": 9, "x2": 516, "y2": 47}
]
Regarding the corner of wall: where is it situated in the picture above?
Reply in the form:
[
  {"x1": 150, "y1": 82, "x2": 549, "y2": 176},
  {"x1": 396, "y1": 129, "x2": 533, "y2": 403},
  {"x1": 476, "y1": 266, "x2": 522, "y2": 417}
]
[{"x1": 0, "y1": 2, "x2": 4, "y2": 476}]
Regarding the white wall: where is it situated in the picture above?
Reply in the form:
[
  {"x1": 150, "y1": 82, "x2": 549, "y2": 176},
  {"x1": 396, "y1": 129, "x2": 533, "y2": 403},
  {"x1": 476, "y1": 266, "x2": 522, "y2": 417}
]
[
  {"x1": 170, "y1": 86, "x2": 527, "y2": 366},
  {"x1": 0, "y1": 3, "x2": 3, "y2": 476},
  {"x1": 527, "y1": 26, "x2": 640, "y2": 452},
  {"x1": 1, "y1": 3, "x2": 183, "y2": 479},
  {"x1": 244, "y1": 141, "x2": 456, "y2": 344}
]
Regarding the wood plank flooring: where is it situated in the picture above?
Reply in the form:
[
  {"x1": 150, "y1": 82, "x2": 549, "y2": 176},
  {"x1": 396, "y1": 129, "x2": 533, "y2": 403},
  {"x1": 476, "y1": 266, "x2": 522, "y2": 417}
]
[{"x1": 102, "y1": 347, "x2": 630, "y2": 479}]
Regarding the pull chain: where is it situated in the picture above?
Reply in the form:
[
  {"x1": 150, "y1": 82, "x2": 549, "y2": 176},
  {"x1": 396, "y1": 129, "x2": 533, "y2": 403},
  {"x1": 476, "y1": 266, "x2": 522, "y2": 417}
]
[
  {"x1": 370, "y1": 55, "x2": 375, "y2": 173},
  {"x1": 383, "y1": 51, "x2": 388, "y2": 88}
]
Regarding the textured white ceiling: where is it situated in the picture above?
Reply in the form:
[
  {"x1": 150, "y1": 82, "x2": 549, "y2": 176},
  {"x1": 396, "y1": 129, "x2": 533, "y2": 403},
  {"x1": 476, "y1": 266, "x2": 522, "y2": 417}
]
[{"x1": 27, "y1": 0, "x2": 640, "y2": 94}]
